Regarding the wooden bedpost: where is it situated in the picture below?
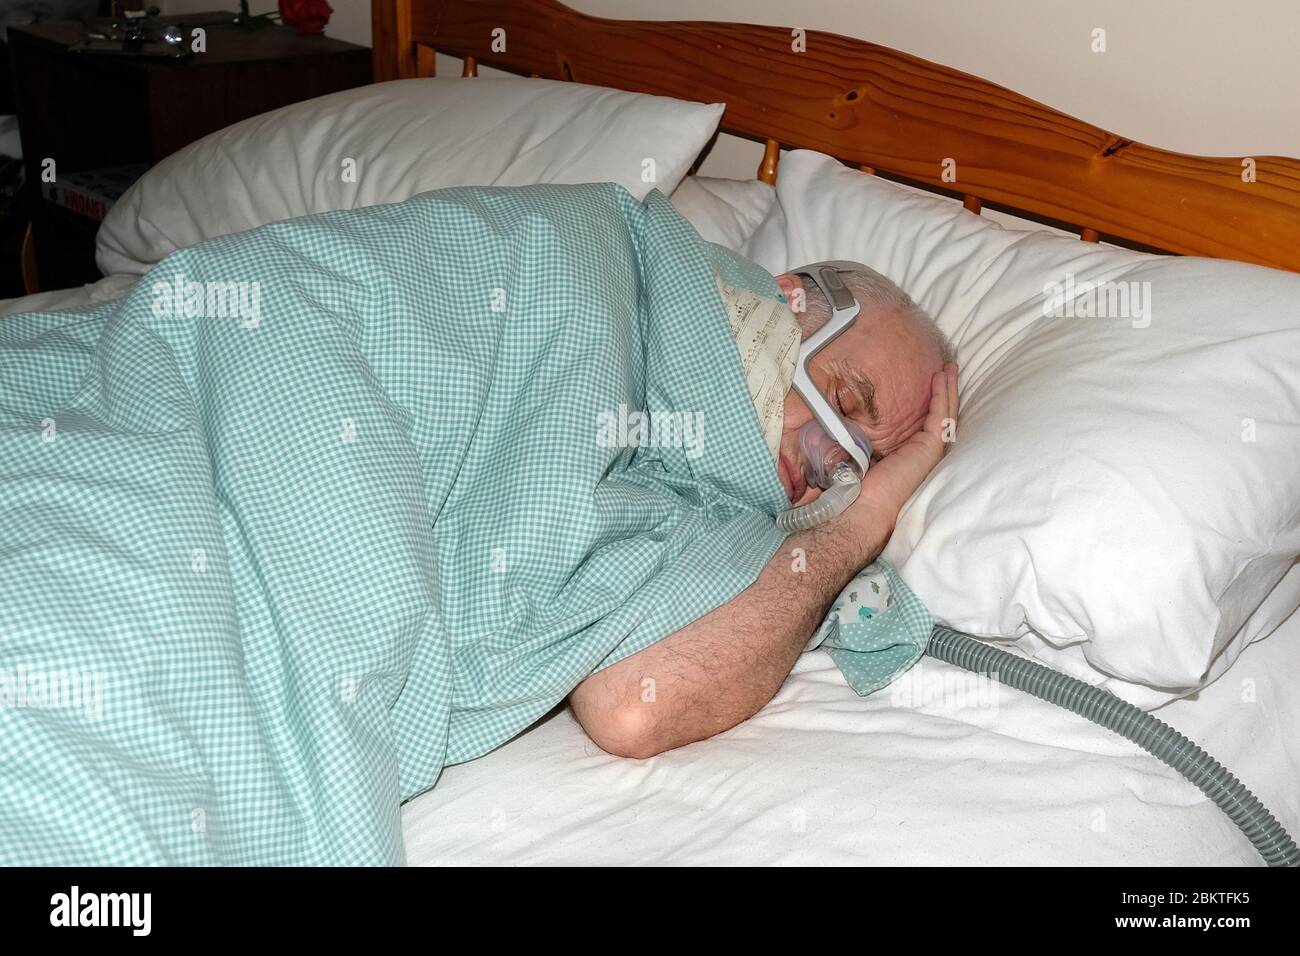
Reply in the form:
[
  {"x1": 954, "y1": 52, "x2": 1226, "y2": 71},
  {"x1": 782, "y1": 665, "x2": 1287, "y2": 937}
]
[
  {"x1": 372, "y1": 0, "x2": 435, "y2": 81},
  {"x1": 758, "y1": 139, "x2": 780, "y2": 185}
]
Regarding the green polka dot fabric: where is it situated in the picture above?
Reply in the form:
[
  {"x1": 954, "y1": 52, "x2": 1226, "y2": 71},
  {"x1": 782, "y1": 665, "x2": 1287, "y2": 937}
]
[
  {"x1": 806, "y1": 559, "x2": 933, "y2": 695},
  {"x1": 0, "y1": 183, "x2": 787, "y2": 864}
]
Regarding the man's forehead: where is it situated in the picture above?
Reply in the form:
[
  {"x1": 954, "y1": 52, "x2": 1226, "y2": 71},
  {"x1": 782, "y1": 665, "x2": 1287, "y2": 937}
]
[{"x1": 820, "y1": 304, "x2": 933, "y2": 416}]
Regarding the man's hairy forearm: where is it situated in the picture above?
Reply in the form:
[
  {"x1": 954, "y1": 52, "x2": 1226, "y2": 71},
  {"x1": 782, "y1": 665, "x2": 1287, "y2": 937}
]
[{"x1": 570, "y1": 504, "x2": 894, "y2": 758}]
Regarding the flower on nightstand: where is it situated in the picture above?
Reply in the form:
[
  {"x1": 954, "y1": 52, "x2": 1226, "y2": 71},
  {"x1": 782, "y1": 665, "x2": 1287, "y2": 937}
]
[{"x1": 277, "y1": 0, "x2": 333, "y2": 35}]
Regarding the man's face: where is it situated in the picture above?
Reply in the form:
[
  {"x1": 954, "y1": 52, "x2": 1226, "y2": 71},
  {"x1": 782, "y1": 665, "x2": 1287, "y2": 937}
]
[{"x1": 774, "y1": 273, "x2": 945, "y2": 505}]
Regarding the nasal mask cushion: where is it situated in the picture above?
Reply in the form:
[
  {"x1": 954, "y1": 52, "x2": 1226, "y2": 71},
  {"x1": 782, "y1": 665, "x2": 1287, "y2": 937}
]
[{"x1": 798, "y1": 418, "x2": 872, "y2": 489}]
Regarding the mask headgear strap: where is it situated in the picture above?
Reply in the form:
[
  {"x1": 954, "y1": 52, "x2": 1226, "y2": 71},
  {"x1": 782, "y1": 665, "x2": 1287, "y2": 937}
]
[{"x1": 788, "y1": 261, "x2": 873, "y2": 478}]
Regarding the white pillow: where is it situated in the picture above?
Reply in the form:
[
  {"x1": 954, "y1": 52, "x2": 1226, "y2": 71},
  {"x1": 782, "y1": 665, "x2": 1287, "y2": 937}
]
[
  {"x1": 668, "y1": 175, "x2": 775, "y2": 251},
  {"x1": 750, "y1": 150, "x2": 1300, "y2": 707},
  {"x1": 97, "y1": 78, "x2": 724, "y2": 276}
]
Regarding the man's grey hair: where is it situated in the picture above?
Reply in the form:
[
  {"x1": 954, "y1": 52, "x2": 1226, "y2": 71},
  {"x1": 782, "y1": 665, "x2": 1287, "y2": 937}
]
[{"x1": 796, "y1": 266, "x2": 955, "y2": 364}]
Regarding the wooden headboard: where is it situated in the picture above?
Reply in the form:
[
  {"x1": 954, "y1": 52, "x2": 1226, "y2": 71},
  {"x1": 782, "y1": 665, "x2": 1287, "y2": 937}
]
[{"x1": 372, "y1": 0, "x2": 1300, "y2": 273}]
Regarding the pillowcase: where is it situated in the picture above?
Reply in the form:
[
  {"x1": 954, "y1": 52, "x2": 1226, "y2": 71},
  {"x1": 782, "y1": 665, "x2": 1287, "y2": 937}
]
[
  {"x1": 749, "y1": 149, "x2": 1300, "y2": 708},
  {"x1": 669, "y1": 175, "x2": 775, "y2": 251},
  {"x1": 97, "y1": 78, "x2": 724, "y2": 276}
]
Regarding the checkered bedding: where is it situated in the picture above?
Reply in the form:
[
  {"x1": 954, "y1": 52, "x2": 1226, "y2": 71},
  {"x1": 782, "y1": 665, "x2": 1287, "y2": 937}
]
[{"x1": 0, "y1": 184, "x2": 786, "y2": 863}]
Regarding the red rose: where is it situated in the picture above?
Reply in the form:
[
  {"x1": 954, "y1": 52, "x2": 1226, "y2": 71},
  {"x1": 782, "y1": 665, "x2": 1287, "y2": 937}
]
[{"x1": 278, "y1": 0, "x2": 333, "y2": 35}]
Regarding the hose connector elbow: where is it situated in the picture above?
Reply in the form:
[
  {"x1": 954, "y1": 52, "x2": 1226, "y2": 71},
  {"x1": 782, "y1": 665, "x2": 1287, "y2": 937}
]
[{"x1": 775, "y1": 462, "x2": 861, "y2": 534}]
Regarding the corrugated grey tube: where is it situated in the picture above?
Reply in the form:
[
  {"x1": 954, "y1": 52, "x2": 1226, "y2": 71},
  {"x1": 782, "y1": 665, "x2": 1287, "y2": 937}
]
[
  {"x1": 927, "y1": 624, "x2": 1300, "y2": 867},
  {"x1": 775, "y1": 463, "x2": 861, "y2": 534}
]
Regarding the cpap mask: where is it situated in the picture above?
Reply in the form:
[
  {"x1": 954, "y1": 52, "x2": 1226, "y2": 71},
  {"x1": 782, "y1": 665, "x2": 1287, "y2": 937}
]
[{"x1": 776, "y1": 261, "x2": 875, "y2": 534}]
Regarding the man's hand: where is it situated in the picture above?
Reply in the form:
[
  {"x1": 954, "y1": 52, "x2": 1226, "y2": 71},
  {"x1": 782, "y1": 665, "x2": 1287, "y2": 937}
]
[{"x1": 843, "y1": 362, "x2": 959, "y2": 541}]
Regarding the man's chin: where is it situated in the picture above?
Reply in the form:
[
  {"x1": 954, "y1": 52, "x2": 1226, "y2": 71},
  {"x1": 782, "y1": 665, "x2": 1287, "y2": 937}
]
[
  {"x1": 777, "y1": 452, "x2": 796, "y2": 502},
  {"x1": 792, "y1": 486, "x2": 822, "y2": 507},
  {"x1": 777, "y1": 452, "x2": 811, "y2": 504},
  {"x1": 778, "y1": 452, "x2": 819, "y2": 506}
]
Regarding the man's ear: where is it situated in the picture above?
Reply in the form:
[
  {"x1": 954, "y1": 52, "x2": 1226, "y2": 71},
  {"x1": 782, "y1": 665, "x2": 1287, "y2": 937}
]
[{"x1": 774, "y1": 273, "x2": 804, "y2": 313}]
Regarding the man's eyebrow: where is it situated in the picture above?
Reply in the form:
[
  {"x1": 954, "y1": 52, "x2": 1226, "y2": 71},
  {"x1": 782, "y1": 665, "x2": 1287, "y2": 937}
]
[{"x1": 844, "y1": 365, "x2": 880, "y2": 423}]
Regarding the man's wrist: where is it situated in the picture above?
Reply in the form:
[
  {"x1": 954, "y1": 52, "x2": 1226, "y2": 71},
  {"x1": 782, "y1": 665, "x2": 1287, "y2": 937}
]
[
  {"x1": 845, "y1": 498, "x2": 897, "y2": 565},
  {"x1": 808, "y1": 497, "x2": 895, "y2": 570}
]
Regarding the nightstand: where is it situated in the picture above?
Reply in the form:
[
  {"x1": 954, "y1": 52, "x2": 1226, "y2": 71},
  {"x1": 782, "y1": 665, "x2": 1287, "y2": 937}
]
[{"x1": 9, "y1": 10, "x2": 371, "y2": 292}]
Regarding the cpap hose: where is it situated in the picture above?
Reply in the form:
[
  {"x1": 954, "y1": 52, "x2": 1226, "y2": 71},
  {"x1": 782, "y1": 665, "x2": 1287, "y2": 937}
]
[
  {"x1": 776, "y1": 462, "x2": 861, "y2": 534},
  {"x1": 926, "y1": 624, "x2": 1300, "y2": 867}
]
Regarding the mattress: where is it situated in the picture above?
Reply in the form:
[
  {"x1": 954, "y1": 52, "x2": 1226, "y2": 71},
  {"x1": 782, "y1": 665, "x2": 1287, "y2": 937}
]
[{"x1": 402, "y1": 607, "x2": 1300, "y2": 865}]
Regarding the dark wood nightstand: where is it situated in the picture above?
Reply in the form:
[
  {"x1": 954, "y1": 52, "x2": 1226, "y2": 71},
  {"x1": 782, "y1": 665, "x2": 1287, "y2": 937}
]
[{"x1": 9, "y1": 11, "x2": 371, "y2": 292}]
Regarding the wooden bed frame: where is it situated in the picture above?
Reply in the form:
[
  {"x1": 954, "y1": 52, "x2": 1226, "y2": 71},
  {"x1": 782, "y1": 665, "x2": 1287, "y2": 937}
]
[{"x1": 372, "y1": 0, "x2": 1300, "y2": 273}]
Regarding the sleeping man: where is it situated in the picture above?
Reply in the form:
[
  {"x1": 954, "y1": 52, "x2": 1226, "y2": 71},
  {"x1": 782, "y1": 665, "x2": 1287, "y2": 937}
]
[
  {"x1": 0, "y1": 182, "x2": 957, "y2": 862},
  {"x1": 571, "y1": 264, "x2": 959, "y2": 758}
]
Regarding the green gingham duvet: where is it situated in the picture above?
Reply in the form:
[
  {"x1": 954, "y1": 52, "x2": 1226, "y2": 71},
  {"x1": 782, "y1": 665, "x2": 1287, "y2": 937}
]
[{"x1": 0, "y1": 184, "x2": 788, "y2": 864}]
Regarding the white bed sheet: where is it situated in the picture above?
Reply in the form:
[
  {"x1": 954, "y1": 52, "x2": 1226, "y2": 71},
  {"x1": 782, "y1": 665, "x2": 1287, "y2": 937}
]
[
  {"x1": 0, "y1": 274, "x2": 136, "y2": 319},
  {"x1": 402, "y1": 607, "x2": 1300, "y2": 866}
]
